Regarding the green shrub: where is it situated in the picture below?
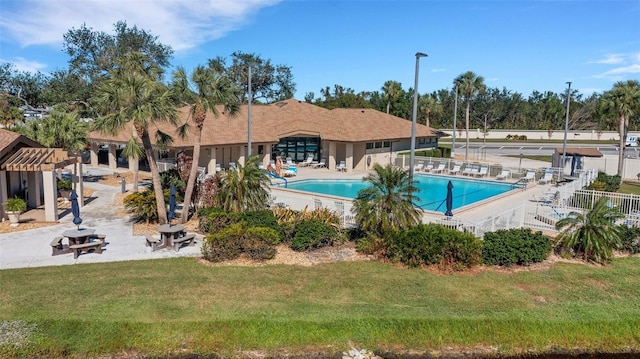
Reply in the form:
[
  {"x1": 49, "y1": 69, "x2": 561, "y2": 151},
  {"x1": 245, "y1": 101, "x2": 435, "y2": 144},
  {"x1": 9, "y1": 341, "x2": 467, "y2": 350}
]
[
  {"x1": 56, "y1": 179, "x2": 72, "y2": 191},
  {"x1": 198, "y1": 208, "x2": 239, "y2": 234},
  {"x1": 291, "y1": 219, "x2": 342, "y2": 251},
  {"x1": 123, "y1": 188, "x2": 159, "y2": 224},
  {"x1": 619, "y1": 225, "x2": 640, "y2": 254},
  {"x1": 201, "y1": 223, "x2": 278, "y2": 262},
  {"x1": 415, "y1": 147, "x2": 450, "y2": 158},
  {"x1": 482, "y1": 228, "x2": 552, "y2": 267},
  {"x1": 355, "y1": 233, "x2": 386, "y2": 256},
  {"x1": 239, "y1": 210, "x2": 284, "y2": 242},
  {"x1": 386, "y1": 224, "x2": 482, "y2": 269},
  {"x1": 587, "y1": 172, "x2": 621, "y2": 192}
]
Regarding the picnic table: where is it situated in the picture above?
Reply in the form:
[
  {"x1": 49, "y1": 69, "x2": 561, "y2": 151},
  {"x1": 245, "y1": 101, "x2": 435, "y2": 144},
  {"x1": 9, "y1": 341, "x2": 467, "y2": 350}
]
[
  {"x1": 62, "y1": 228, "x2": 95, "y2": 246},
  {"x1": 156, "y1": 224, "x2": 185, "y2": 247}
]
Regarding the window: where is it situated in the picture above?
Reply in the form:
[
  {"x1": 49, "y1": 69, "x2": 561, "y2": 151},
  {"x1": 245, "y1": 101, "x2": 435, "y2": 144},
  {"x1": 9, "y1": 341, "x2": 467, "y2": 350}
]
[
  {"x1": 374, "y1": 142, "x2": 382, "y2": 148},
  {"x1": 383, "y1": 141, "x2": 391, "y2": 148},
  {"x1": 366, "y1": 143, "x2": 373, "y2": 149}
]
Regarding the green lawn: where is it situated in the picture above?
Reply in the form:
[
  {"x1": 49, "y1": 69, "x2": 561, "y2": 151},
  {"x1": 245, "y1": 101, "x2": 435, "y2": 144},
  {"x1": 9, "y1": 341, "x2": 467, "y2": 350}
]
[
  {"x1": 619, "y1": 181, "x2": 640, "y2": 195},
  {"x1": 2, "y1": 257, "x2": 640, "y2": 358}
]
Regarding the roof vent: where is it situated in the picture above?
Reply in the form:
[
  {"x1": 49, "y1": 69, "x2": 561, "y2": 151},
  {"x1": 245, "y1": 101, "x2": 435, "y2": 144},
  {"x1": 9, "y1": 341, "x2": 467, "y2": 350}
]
[{"x1": 276, "y1": 102, "x2": 288, "y2": 108}]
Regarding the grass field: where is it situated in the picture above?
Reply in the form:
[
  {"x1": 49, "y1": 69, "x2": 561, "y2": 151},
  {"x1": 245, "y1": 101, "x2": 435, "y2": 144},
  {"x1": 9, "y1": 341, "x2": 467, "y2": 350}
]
[{"x1": 1, "y1": 257, "x2": 640, "y2": 358}]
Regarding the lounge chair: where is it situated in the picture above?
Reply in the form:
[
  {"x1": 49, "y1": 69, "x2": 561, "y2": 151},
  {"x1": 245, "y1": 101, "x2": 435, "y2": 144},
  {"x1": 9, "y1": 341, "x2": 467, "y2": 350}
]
[
  {"x1": 462, "y1": 165, "x2": 478, "y2": 176},
  {"x1": 423, "y1": 162, "x2": 434, "y2": 172},
  {"x1": 532, "y1": 190, "x2": 560, "y2": 204},
  {"x1": 314, "y1": 198, "x2": 323, "y2": 210},
  {"x1": 433, "y1": 163, "x2": 446, "y2": 173},
  {"x1": 286, "y1": 157, "x2": 295, "y2": 166},
  {"x1": 284, "y1": 165, "x2": 297, "y2": 177},
  {"x1": 312, "y1": 158, "x2": 326, "y2": 168},
  {"x1": 299, "y1": 155, "x2": 314, "y2": 167},
  {"x1": 414, "y1": 161, "x2": 424, "y2": 172},
  {"x1": 215, "y1": 163, "x2": 222, "y2": 172},
  {"x1": 538, "y1": 168, "x2": 554, "y2": 184},
  {"x1": 474, "y1": 165, "x2": 489, "y2": 178},
  {"x1": 449, "y1": 163, "x2": 461, "y2": 175},
  {"x1": 522, "y1": 169, "x2": 536, "y2": 182},
  {"x1": 495, "y1": 168, "x2": 510, "y2": 180},
  {"x1": 336, "y1": 160, "x2": 347, "y2": 172}
]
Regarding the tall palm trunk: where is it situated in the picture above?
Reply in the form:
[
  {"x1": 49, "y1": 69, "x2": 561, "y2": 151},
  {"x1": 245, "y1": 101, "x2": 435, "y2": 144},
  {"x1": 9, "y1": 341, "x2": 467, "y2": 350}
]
[
  {"x1": 465, "y1": 99, "x2": 470, "y2": 161},
  {"x1": 181, "y1": 123, "x2": 203, "y2": 223},
  {"x1": 140, "y1": 130, "x2": 168, "y2": 224},
  {"x1": 618, "y1": 114, "x2": 625, "y2": 176},
  {"x1": 386, "y1": 101, "x2": 390, "y2": 114}
]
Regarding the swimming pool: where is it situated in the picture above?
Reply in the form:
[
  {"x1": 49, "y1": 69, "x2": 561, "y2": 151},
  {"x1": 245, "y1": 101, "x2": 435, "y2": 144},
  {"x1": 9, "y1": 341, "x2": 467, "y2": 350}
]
[{"x1": 276, "y1": 174, "x2": 519, "y2": 211}]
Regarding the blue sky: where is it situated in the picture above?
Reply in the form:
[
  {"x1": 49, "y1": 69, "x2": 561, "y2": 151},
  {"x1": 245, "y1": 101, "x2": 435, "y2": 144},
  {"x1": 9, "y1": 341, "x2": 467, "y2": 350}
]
[{"x1": 1, "y1": 0, "x2": 638, "y2": 99}]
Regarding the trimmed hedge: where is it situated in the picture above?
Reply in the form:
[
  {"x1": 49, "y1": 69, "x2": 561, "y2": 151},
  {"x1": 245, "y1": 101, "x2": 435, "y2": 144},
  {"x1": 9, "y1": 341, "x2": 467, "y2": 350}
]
[
  {"x1": 291, "y1": 219, "x2": 342, "y2": 251},
  {"x1": 619, "y1": 225, "x2": 640, "y2": 254},
  {"x1": 482, "y1": 228, "x2": 552, "y2": 267},
  {"x1": 386, "y1": 223, "x2": 482, "y2": 269},
  {"x1": 201, "y1": 223, "x2": 278, "y2": 262}
]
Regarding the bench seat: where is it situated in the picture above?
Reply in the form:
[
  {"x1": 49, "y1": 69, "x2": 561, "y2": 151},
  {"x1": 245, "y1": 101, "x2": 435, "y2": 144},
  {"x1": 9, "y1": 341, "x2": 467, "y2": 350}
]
[
  {"x1": 145, "y1": 234, "x2": 162, "y2": 252},
  {"x1": 69, "y1": 240, "x2": 103, "y2": 259},
  {"x1": 50, "y1": 236, "x2": 65, "y2": 256},
  {"x1": 171, "y1": 233, "x2": 196, "y2": 252}
]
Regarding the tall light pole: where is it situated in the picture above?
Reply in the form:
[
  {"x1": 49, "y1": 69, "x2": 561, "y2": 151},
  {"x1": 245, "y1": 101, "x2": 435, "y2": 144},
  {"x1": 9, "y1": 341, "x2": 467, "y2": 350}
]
[
  {"x1": 451, "y1": 85, "x2": 458, "y2": 159},
  {"x1": 247, "y1": 64, "x2": 253, "y2": 157},
  {"x1": 409, "y1": 52, "x2": 428, "y2": 180},
  {"x1": 561, "y1": 81, "x2": 572, "y2": 175}
]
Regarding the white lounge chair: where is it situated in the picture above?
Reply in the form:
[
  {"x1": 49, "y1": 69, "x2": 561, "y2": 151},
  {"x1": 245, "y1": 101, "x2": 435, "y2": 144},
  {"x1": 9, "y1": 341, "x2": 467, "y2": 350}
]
[
  {"x1": 538, "y1": 168, "x2": 554, "y2": 184},
  {"x1": 286, "y1": 157, "x2": 295, "y2": 166},
  {"x1": 313, "y1": 198, "x2": 323, "y2": 210},
  {"x1": 423, "y1": 162, "x2": 434, "y2": 172},
  {"x1": 414, "y1": 161, "x2": 424, "y2": 172},
  {"x1": 299, "y1": 155, "x2": 314, "y2": 167},
  {"x1": 312, "y1": 158, "x2": 326, "y2": 168},
  {"x1": 336, "y1": 160, "x2": 347, "y2": 172},
  {"x1": 495, "y1": 168, "x2": 510, "y2": 180},
  {"x1": 462, "y1": 164, "x2": 478, "y2": 176},
  {"x1": 284, "y1": 165, "x2": 297, "y2": 177},
  {"x1": 474, "y1": 165, "x2": 489, "y2": 178},
  {"x1": 522, "y1": 169, "x2": 536, "y2": 182},
  {"x1": 449, "y1": 163, "x2": 461, "y2": 175},
  {"x1": 433, "y1": 163, "x2": 446, "y2": 173}
]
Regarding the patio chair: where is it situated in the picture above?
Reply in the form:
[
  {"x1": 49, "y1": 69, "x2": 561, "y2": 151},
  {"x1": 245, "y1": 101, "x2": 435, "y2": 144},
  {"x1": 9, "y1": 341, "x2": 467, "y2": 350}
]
[
  {"x1": 229, "y1": 162, "x2": 237, "y2": 170},
  {"x1": 336, "y1": 160, "x2": 347, "y2": 172},
  {"x1": 286, "y1": 157, "x2": 295, "y2": 166},
  {"x1": 414, "y1": 161, "x2": 424, "y2": 172},
  {"x1": 423, "y1": 162, "x2": 434, "y2": 172},
  {"x1": 313, "y1": 197, "x2": 323, "y2": 210},
  {"x1": 462, "y1": 164, "x2": 478, "y2": 176},
  {"x1": 449, "y1": 163, "x2": 461, "y2": 175},
  {"x1": 284, "y1": 165, "x2": 297, "y2": 177},
  {"x1": 215, "y1": 163, "x2": 222, "y2": 172},
  {"x1": 433, "y1": 163, "x2": 446, "y2": 173},
  {"x1": 495, "y1": 168, "x2": 510, "y2": 180},
  {"x1": 538, "y1": 168, "x2": 554, "y2": 184},
  {"x1": 312, "y1": 158, "x2": 326, "y2": 168},
  {"x1": 334, "y1": 201, "x2": 355, "y2": 227}
]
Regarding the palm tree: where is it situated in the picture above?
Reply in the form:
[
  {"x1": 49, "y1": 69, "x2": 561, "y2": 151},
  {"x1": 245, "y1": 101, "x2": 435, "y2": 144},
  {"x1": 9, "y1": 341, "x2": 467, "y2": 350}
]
[
  {"x1": 454, "y1": 71, "x2": 486, "y2": 161},
  {"x1": 418, "y1": 94, "x2": 442, "y2": 127},
  {"x1": 217, "y1": 156, "x2": 270, "y2": 213},
  {"x1": 92, "y1": 52, "x2": 178, "y2": 224},
  {"x1": 382, "y1": 80, "x2": 402, "y2": 114},
  {"x1": 555, "y1": 197, "x2": 624, "y2": 264},
  {"x1": 352, "y1": 163, "x2": 422, "y2": 235},
  {"x1": 171, "y1": 65, "x2": 240, "y2": 223},
  {"x1": 600, "y1": 80, "x2": 640, "y2": 176}
]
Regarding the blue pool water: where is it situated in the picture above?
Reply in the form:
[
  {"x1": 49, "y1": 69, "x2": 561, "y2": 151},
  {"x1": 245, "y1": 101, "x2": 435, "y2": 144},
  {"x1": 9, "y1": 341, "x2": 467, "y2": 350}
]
[{"x1": 278, "y1": 174, "x2": 518, "y2": 211}]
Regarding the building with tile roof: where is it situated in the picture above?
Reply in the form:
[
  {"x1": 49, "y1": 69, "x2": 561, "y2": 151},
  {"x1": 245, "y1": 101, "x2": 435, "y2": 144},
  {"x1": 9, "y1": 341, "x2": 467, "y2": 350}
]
[{"x1": 87, "y1": 99, "x2": 445, "y2": 173}]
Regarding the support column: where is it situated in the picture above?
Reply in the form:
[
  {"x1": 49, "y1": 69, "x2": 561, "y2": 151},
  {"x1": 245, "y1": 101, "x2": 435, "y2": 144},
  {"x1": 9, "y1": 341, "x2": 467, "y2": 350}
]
[
  {"x1": 75, "y1": 161, "x2": 84, "y2": 207},
  {"x1": 329, "y1": 142, "x2": 337, "y2": 170},
  {"x1": 345, "y1": 143, "x2": 354, "y2": 173},
  {"x1": 26, "y1": 172, "x2": 37, "y2": 208},
  {"x1": 239, "y1": 146, "x2": 246, "y2": 166},
  {"x1": 42, "y1": 171, "x2": 58, "y2": 222},
  {"x1": 90, "y1": 142, "x2": 99, "y2": 166},
  {"x1": 108, "y1": 144, "x2": 117, "y2": 169},
  {"x1": 207, "y1": 147, "x2": 218, "y2": 174},
  {"x1": 0, "y1": 170, "x2": 7, "y2": 220},
  {"x1": 34, "y1": 171, "x2": 43, "y2": 207}
]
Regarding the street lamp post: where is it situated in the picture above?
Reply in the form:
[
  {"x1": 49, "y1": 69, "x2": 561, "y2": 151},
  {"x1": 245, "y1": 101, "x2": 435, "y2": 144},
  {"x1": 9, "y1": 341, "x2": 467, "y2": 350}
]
[
  {"x1": 247, "y1": 65, "x2": 253, "y2": 158},
  {"x1": 561, "y1": 81, "x2": 572, "y2": 179},
  {"x1": 451, "y1": 85, "x2": 458, "y2": 159},
  {"x1": 409, "y1": 52, "x2": 428, "y2": 180}
]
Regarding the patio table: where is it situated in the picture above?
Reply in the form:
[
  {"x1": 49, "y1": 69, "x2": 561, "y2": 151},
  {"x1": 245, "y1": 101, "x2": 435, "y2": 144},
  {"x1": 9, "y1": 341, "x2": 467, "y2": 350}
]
[{"x1": 156, "y1": 224, "x2": 185, "y2": 248}]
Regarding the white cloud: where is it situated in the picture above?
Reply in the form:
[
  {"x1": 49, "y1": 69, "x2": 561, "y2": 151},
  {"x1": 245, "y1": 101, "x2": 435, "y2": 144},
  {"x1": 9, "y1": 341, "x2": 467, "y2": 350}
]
[
  {"x1": 0, "y1": 57, "x2": 47, "y2": 73},
  {"x1": 589, "y1": 53, "x2": 625, "y2": 65},
  {"x1": 0, "y1": 0, "x2": 282, "y2": 52},
  {"x1": 589, "y1": 52, "x2": 640, "y2": 81}
]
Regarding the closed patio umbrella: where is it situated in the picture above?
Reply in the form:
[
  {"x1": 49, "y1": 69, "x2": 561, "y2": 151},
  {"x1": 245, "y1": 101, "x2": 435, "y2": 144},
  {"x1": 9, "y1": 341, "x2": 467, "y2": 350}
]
[
  {"x1": 444, "y1": 180, "x2": 454, "y2": 217},
  {"x1": 70, "y1": 189, "x2": 83, "y2": 230},
  {"x1": 168, "y1": 185, "x2": 176, "y2": 225}
]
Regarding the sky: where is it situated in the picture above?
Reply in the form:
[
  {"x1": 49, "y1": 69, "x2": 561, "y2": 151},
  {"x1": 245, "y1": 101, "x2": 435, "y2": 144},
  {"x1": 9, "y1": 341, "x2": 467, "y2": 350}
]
[{"x1": 0, "y1": 0, "x2": 639, "y2": 99}]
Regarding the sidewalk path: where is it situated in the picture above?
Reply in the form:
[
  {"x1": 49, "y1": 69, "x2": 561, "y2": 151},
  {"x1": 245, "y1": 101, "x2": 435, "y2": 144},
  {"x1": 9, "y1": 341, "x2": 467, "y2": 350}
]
[{"x1": 0, "y1": 173, "x2": 201, "y2": 270}]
